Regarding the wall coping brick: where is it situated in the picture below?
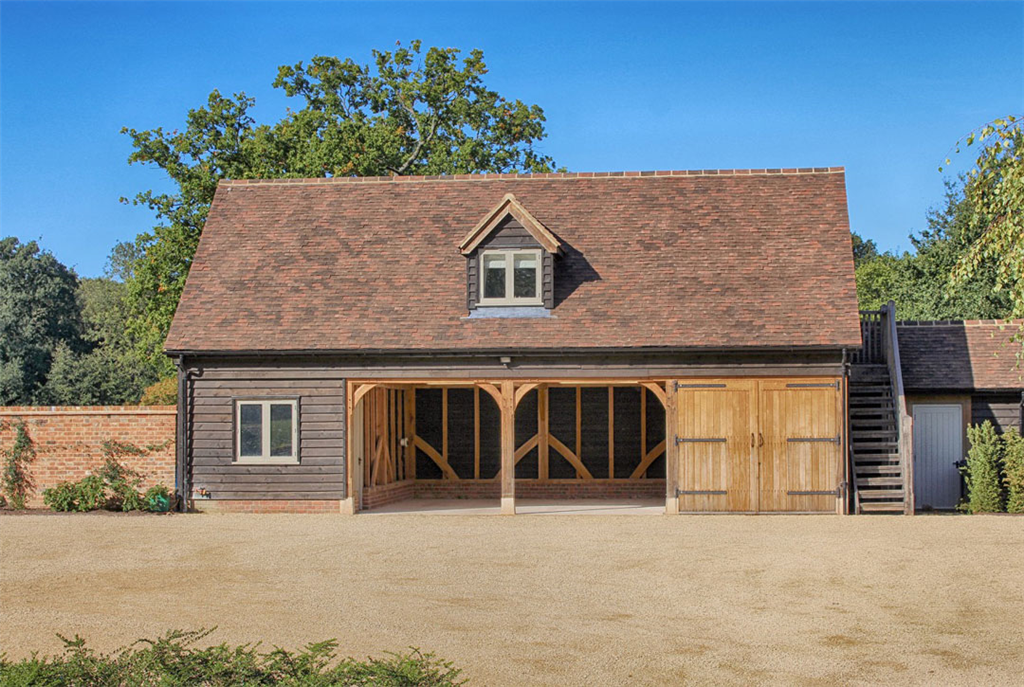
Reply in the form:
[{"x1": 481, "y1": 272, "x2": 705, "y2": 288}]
[{"x1": 0, "y1": 406, "x2": 175, "y2": 416}]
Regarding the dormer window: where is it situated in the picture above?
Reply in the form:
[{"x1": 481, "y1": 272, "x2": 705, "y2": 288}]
[
  {"x1": 460, "y1": 193, "x2": 562, "y2": 313},
  {"x1": 480, "y1": 250, "x2": 542, "y2": 306}
]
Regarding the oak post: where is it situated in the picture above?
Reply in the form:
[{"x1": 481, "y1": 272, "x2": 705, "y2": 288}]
[
  {"x1": 538, "y1": 385, "x2": 549, "y2": 480},
  {"x1": 664, "y1": 381, "x2": 679, "y2": 514},
  {"x1": 501, "y1": 380, "x2": 516, "y2": 515}
]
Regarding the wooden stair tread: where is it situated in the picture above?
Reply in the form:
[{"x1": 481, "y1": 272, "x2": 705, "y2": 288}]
[
  {"x1": 859, "y1": 501, "x2": 906, "y2": 512},
  {"x1": 856, "y1": 477, "x2": 903, "y2": 487}
]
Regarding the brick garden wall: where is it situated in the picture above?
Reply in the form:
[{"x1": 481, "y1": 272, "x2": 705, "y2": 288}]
[{"x1": 0, "y1": 407, "x2": 176, "y2": 508}]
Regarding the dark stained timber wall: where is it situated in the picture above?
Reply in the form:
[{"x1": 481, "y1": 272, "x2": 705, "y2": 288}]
[
  {"x1": 187, "y1": 367, "x2": 345, "y2": 500},
  {"x1": 972, "y1": 393, "x2": 1023, "y2": 433},
  {"x1": 412, "y1": 385, "x2": 667, "y2": 481}
]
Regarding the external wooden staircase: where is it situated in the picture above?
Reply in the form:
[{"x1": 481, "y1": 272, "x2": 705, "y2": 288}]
[{"x1": 849, "y1": 303, "x2": 915, "y2": 514}]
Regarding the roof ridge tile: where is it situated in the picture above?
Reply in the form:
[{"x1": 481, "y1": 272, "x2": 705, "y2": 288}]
[{"x1": 218, "y1": 167, "x2": 846, "y2": 187}]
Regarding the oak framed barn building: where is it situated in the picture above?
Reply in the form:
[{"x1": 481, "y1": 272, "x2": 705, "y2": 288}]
[{"x1": 165, "y1": 168, "x2": 1022, "y2": 515}]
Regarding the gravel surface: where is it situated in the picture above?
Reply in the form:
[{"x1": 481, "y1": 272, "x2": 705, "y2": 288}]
[{"x1": 1, "y1": 512, "x2": 1021, "y2": 686}]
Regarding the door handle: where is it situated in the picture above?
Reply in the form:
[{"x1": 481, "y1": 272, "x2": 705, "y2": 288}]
[{"x1": 758, "y1": 433, "x2": 764, "y2": 447}]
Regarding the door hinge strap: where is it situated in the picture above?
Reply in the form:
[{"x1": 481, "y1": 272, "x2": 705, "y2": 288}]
[
  {"x1": 786, "y1": 489, "x2": 840, "y2": 496},
  {"x1": 787, "y1": 435, "x2": 841, "y2": 444},
  {"x1": 676, "y1": 437, "x2": 727, "y2": 444},
  {"x1": 677, "y1": 489, "x2": 727, "y2": 496},
  {"x1": 786, "y1": 382, "x2": 838, "y2": 389},
  {"x1": 676, "y1": 382, "x2": 727, "y2": 389}
]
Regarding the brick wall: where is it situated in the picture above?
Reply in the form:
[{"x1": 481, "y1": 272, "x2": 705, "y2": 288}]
[
  {"x1": 411, "y1": 479, "x2": 666, "y2": 501},
  {"x1": 192, "y1": 499, "x2": 343, "y2": 514},
  {"x1": 0, "y1": 406, "x2": 176, "y2": 508}
]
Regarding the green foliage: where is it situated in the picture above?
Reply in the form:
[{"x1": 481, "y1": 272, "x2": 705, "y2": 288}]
[
  {"x1": 143, "y1": 484, "x2": 173, "y2": 512},
  {"x1": 1, "y1": 420, "x2": 36, "y2": 509},
  {"x1": 850, "y1": 232, "x2": 879, "y2": 268},
  {"x1": 962, "y1": 421, "x2": 1005, "y2": 513},
  {"x1": 1002, "y1": 428, "x2": 1024, "y2": 513},
  {"x1": 38, "y1": 341, "x2": 157, "y2": 406},
  {"x1": 0, "y1": 629, "x2": 466, "y2": 686},
  {"x1": 43, "y1": 474, "x2": 106, "y2": 513},
  {"x1": 854, "y1": 181, "x2": 1013, "y2": 319},
  {"x1": 41, "y1": 442, "x2": 168, "y2": 513},
  {"x1": 139, "y1": 376, "x2": 177, "y2": 405},
  {"x1": 0, "y1": 237, "x2": 85, "y2": 404},
  {"x1": 119, "y1": 41, "x2": 558, "y2": 366},
  {"x1": 945, "y1": 116, "x2": 1024, "y2": 348}
]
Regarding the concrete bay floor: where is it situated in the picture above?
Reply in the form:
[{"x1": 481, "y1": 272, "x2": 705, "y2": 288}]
[{"x1": 1, "y1": 511, "x2": 1021, "y2": 686}]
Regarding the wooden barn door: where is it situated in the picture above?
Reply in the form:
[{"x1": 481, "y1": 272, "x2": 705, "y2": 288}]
[
  {"x1": 758, "y1": 380, "x2": 842, "y2": 513},
  {"x1": 675, "y1": 381, "x2": 757, "y2": 512}
]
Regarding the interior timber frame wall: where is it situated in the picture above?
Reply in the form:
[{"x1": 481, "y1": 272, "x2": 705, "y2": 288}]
[
  {"x1": 348, "y1": 379, "x2": 671, "y2": 514},
  {"x1": 355, "y1": 382, "x2": 668, "y2": 510}
]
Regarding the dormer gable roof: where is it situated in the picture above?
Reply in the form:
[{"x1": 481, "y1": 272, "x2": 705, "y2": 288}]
[{"x1": 459, "y1": 193, "x2": 562, "y2": 255}]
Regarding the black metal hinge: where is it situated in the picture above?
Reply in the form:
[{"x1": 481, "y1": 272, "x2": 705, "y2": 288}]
[
  {"x1": 675, "y1": 382, "x2": 727, "y2": 389},
  {"x1": 677, "y1": 489, "x2": 727, "y2": 496},
  {"x1": 676, "y1": 437, "x2": 727, "y2": 444},
  {"x1": 787, "y1": 435, "x2": 841, "y2": 444},
  {"x1": 787, "y1": 488, "x2": 841, "y2": 497},
  {"x1": 786, "y1": 382, "x2": 838, "y2": 389}
]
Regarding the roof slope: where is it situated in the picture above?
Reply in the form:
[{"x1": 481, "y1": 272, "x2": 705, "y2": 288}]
[
  {"x1": 898, "y1": 320, "x2": 1024, "y2": 392},
  {"x1": 165, "y1": 169, "x2": 861, "y2": 353}
]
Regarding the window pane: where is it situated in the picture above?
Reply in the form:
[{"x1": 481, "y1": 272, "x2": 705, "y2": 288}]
[
  {"x1": 483, "y1": 254, "x2": 506, "y2": 299},
  {"x1": 513, "y1": 254, "x2": 538, "y2": 298},
  {"x1": 239, "y1": 404, "x2": 262, "y2": 457},
  {"x1": 269, "y1": 404, "x2": 294, "y2": 457}
]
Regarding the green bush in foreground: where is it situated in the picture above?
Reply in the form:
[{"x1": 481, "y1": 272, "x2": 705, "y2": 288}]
[
  {"x1": 0, "y1": 629, "x2": 465, "y2": 686},
  {"x1": 963, "y1": 421, "x2": 1004, "y2": 513},
  {"x1": 1003, "y1": 427, "x2": 1024, "y2": 513}
]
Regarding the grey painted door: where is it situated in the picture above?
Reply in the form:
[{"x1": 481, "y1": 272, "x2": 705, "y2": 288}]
[{"x1": 912, "y1": 404, "x2": 963, "y2": 510}]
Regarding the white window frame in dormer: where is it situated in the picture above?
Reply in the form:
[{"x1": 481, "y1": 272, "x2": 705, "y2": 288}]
[{"x1": 478, "y1": 249, "x2": 543, "y2": 307}]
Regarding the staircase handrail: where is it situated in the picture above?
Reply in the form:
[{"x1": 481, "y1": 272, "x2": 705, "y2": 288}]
[{"x1": 882, "y1": 301, "x2": 915, "y2": 514}]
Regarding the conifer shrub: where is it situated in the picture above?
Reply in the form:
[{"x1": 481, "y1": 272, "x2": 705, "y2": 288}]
[
  {"x1": 962, "y1": 421, "x2": 1004, "y2": 513},
  {"x1": 1002, "y1": 427, "x2": 1024, "y2": 514}
]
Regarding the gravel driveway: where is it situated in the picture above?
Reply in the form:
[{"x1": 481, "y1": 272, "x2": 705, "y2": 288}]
[{"x1": 1, "y1": 511, "x2": 1021, "y2": 686}]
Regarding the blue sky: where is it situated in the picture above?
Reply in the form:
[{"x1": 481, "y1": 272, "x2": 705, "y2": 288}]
[{"x1": 1, "y1": 1, "x2": 1021, "y2": 278}]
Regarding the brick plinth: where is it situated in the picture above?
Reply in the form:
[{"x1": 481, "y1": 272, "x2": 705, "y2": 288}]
[
  {"x1": 362, "y1": 480, "x2": 416, "y2": 510},
  {"x1": 193, "y1": 499, "x2": 343, "y2": 514},
  {"x1": 411, "y1": 480, "x2": 667, "y2": 501}
]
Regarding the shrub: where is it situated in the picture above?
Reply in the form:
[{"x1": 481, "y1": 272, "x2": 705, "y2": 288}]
[
  {"x1": 139, "y1": 377, "x2": 177, "y2": 405},
  {"x1": 42, "y1": 481, "x2": 80, "y2": 512},
  {"x1": 41, "y1": 444, "x2": 170, "y2": 513},
  {"x1": 0, "y1": 629, "x2": 466, "y2": 686},
  {"x1": 963, "y1": 421, "x2": 1004, "y2": 513},
  {"x1": 1, "y1": 419, "x2": 36, "y2": 509},
  {"x1": 143, "y1": 484, "x2": 173, "y2": 512},
  {"x1": 43, "y1": 475, "x2": 106, "y2": 512},
  {"x1": 1003, "y1": 428, "x2": 1024, "y2": 514},
  {"x1": 98, "y1": 454, "x2": 144, "y2": 512}
]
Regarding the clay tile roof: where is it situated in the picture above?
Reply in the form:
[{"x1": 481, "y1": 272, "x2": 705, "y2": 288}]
[
  {"x1": 897, "y1": 321, "x2": 1024, "y2": 392},
  {"x1": 164, "y1": 169, "x2": 861, "y2": 354}
]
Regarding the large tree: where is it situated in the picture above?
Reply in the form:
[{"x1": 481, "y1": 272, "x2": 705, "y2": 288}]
[
  {"x1": 0, "y1": 237, "x2": 85, "y2": 404},
  {"x1": 854, "y1": 180, "x2": 1012, "y2": 320},
  {"x1": 120, "y1": 41, "x2": 558, "y2": 368},
  {"x1": 946, "y1": 115, "x2": 1023, "y2": 346}
]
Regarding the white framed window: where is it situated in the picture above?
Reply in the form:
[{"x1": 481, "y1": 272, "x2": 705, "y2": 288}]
[
  {"x1": 479, "y1": 249, "x2": 542, "y2": 306},
  {"x1": 235, "y1": 399, "x2": 299, "y2": 464}
]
